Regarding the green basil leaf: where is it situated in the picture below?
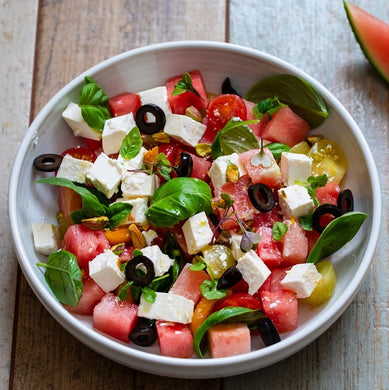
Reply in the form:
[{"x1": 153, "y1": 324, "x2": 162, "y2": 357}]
[
  {"x1": 37, "y1": 250, "x2": 83, "y2": 306},
  {"x1": 80, "y1": 106, "x2": 107, "y2": 130},
  {"x1": 120, "y1": 127, "x2": 142, "y2": 160},
  {"x1": 142, "y1": 287, "x2": 157, "y2": 303},
  {"x1": 117, "y1": 281, "x2": 133, "y2": 301},
  {"x1": 244, "y1": 74, "x2": 329, "y2": 128},
  {"x1": 253, "y1": 96, "x2": 286, "y2": 119},
  {"x1": 266, "y1": 142, "x2": 290, "y2": 160},
  {"x1": 272, "y1": 222, "x2": 288, "y2": 241},
  {"x1": 200, "y1": 279, "x2": 227, "y2": 300},
  {"x1": 80, "y1": 76, "x2": 109, "y2": 106},
  {"x1": 299, "y1": 213, "x2": 314, "y2": 231},
  {"x1": 193, "y1": 307, "x2": 265, "y2": 358},
  {"x1": 211, "y1": 119, "x2": 260, "y2": 159},
  {"x1": 106, "y1": 202, "x2": 133, "y2": 229},
  {"x1": 145, "y1": 177, "x2": 212, "y2": 227},
  {"x1": 190, "y1": 261, "x2": 207, "y2": 271},
  {"x1": 307, "y1": 211, "x2": 368, "y2": 264},
  {"x1": 172, "y1": 72, "x2": 201, "y2": 98}
]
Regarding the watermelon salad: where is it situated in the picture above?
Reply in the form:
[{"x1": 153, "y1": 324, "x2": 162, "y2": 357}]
[{"x1": 32, "y1": 70, "x2": 367, "y2": 359}]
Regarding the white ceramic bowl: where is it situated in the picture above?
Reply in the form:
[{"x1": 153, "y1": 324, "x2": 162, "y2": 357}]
[{"x1": 9, "y1": 41, "x2": 381, "y2": 378}]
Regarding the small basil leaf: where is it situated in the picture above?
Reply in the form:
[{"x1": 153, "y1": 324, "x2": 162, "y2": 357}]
[
  {"x1": 172, "y1": 72, "x2": 201, "y2": 98},
  {"x1": 142, "y1": 287, "x2": 157, "y2": 303},
  {"x1": 145, "y1": 177, "x2": 212, "y2": 227},
  {"x1": 253, "y1": 96, "x2": 286, "y2": 119},
  {"x1": 199, "y1": 279, "x2": 227, "y2": 300},
  {"x1": 193, "y1": 307, "x2": 265, "y2": 358},
  {"x1": 106, "y1": 202, "x2": 133, "y2": 229},
  {"x1": 299, "y1": 213, "x2": 314, "y2": 231},
  {"x1": 80, "y1": 106, "x2": 107, "y2": 130},
  {"x1": 266, "y1": 142, "x2": 290, "y2": 160},
  {"x1": 37, "y1": 250, "x2": 83, "y2": 306},
  {"x1": 272, "y1": 222, "x2": 288, "y2": 241},
  {"x1": 244, "y1": 74, "x2": 329, "y2": 128},
  {"x1": 307, "y1": 211, "x2": 367, "y2": 264},
  {"x1": 120, "y1": 127, "x2": 142, "y2": 160}
]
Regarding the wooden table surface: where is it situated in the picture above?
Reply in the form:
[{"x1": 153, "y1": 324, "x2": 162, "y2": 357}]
[{"x1": 1, "y1": 1, "x2": 388, "y2": 389}]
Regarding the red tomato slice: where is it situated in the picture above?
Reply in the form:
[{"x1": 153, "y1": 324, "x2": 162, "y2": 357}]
[
  {"x1": 206, "y1": 94, "x2": 247, "y2": 131},
  {"x1": 61, "y1": 146, "x2": 96, "y2": 162},
  {"x1": 213, "y1": 292, "x2": 263, "y2": 312},
  {"x1": 109, "y1": 92, "x2": 141, "y2": 117},
  {"x1": 83, "y1": 138, "x2": 102, "y2": 152}
]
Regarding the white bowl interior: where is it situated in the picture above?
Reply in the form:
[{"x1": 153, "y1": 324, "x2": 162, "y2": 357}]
[{"x1": 9, "y1": 41, "x2": 381, "y2": 378}]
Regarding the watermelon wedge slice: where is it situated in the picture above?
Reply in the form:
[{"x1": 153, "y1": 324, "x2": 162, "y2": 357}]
[{"x1": 344, "y1": 1, "x2": 389, "y2": 84}]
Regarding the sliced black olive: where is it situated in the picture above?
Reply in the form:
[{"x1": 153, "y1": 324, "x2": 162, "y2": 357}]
[
  {"x1": 125, "y1": 255, "x2": 155, "y2": 287},
  {"x1": 257, "y1": 317, "x2": 281, "y2": 346},
  {"x1": 174, "y1": 152, "x2": 193, "y2": 177},
  {"x1": 135, "y1": 103, "x2": 166, "y2": 135},
  {"x1": 312, "y1": 203, "x2": 343, "y2": 233},
  {"x1": 33, "y1": 154, "x2": 63, "y2": 172},
  {"x1": 129, "y1": 322, "x2": 157, "y2": 347},
  {"x1": 221, "y1": 77, "x2": 241, "y2": 96},
  {"x1": 337, "y1": 189, "x2": 354, "y2": 213},
  {"x1": 217, "y1": 266, "x2": 243, "y2": 290},
  {"x1": 248, "y1": 183, "x2": 275, "y2": 212}
]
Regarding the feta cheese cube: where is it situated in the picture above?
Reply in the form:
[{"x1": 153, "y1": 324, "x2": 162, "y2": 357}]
[
  {"x1": 208, "y1": 153, "x2": 246, "y2": 190},
  {"x1": 236, "y1": 250, "x2": 271, "y2": 295},
  {"x1": 280, "y1": 263, "x2": 322, "y2": 298},
  {"x1": 137, "y1": 86, "x2": 172, "y2": 119},
  {"x1": 56, "y1": 154, "x2": 93, "y2": 184},
  {"x1": 280, "y1": 152, "x2": 312, "y2": 186},
  {"x1": 117, "y1": 146, "x2": 147, "y2": 171},
  {"x1": 142, "y1": 229, "x2": 158, "y2": 246},
  {"x1": 230, "y1": 233, "x2": 244, "y2": 260},
  {"x1": 137, "y1": 292, "x2": 194, "y2": 324},
  {"x1": 86, "y1": 153, "x2": 123, "y2": 199},
  {"x1": 31, "y1": 223, "x2": 60, "y2": 255},
  {"x1": 62, "y1": 102, "x2": 102, "y2": 141},
  {"x1": 89, "y1": 249, "x2": 125, "y2": 292},
  {"x1": 121, "y1": 171, "x2": 158, "y2": 198},
  {"x1": 164, "y1": 114, "x2": 206, "y2": 147},
  {"x1": 114, "y1": 197, "x2": 148, "y2": 225},
  {"x1": 182, "y1": 211, "x2": 214, "y2": 255},
  {"x1": 278, "y1": 184, "x2": 315, "y2": 218},
  {"x1": 102, "y1": 113, "x2": 137, "y2": 155},
  {"x1": 140, "y1": 245, "x2": 174, "y2": 276}
]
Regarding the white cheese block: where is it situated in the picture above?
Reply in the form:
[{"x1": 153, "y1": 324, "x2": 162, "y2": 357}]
[
  {"x1": 86, "y1": 152, "x2": 123, "y2": 199},
  {"x1": 137, "y1": 292, "x2": 194, "y2": 324},
  {"x1": 102, "y1": 113, "x2": 137, "y2": 155},
  {"x1": 208, "y1": 153, "x2": 246, "y2": 190},
  {"x1": 278, "y1": 184, "x2": 315, "y2": 218},
  {"x1": 121, "y1": 171, "x2": 158, "y2": 198},
  {"x1": 114, "y1": 197, "x2": 148, "y2": 225},
  {"x1": 236, "y1": 250, "x2": 271, "y2": 295},
  {"x1": 56, "y1": 154, "x2": 93, "y2": 184},
  {"x1": 164, "y1": 113, "x2": 206, "y2": 147},
  {"x1": 31, "y1": 223, "x2": 60, "y2": 255},
  {"x1": 62, "y1": 102, "x2": 102, "y2": 141},
  {"x1": 117, "y1": 146, "x2": 147, "y2": 171},
  {"x1": 139, "y1": 245, "x2": 174, "y2": 277},
  {"x1": 142, "y1": 229, "x2": 158, "y2": 246},
  {"x1": 89, "y1": 249, "x2": 125, "y2": 292},
  {"x1": 230, "y1": 233, "x2": 244, "y2": 260},
  {"x1": 280, "y1": 152, "x2": 312, "y2": 186},
  {"x1": 182, "y1": 211, "x2": 214, "y2": 255},
  {"x1": 137, "y1": 86, "x2": 172, "y2": 119}
]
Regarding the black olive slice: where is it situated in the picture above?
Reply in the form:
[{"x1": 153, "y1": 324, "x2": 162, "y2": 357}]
[
  {"x1": 135, "y1": 103, "x2": 166, "y2": 135},
  {"x1": 312, "y1": 203, "x2": 343, "y2": 233},
  {"x1": 174, "y1": 152, "x2": 193, "y2": 177},
  {"x1": 129, "y1": 323, "x2": 157, "y2": 347},
  {"x1": 33, "y1": 154, "x2": 63, "y2": 172},
  {"x1": 248, "y1": 183, "x2": 275, "y2": 212},
  {"x1": 125, "y1": 255, "x2": 155, "y2": 287},
  {"x1": 257, "y1": 317, "x2": 281, "y2": 346},
  {"x1": 337, "y1": 189, "x2": 354, "y2": 213},
  {"x1": 217, "y1": 266, "x2": 243, "y2": 290},
  {"x1": 221, "y1": 77, "x2": 241, "y2": 96}
]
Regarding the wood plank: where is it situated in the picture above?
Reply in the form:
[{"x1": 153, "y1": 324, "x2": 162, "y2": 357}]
[
  {"x1": 10, "y1": 0, "x2": 226, "y2": 389},
  {"x1": 227, "y1": 0, "x2": 388, "y2": 388},
  {"x1": 0, "y1": 1, "x2": 38, "y2": 389}
]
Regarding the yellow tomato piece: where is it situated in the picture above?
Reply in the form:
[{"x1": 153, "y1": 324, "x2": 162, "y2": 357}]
[
  {"x1": 202, "y1": 245, "x2": 236, "y2": 278},
  {"x1": 289, "y1": 140, "x2": 311, "y2": 155}
]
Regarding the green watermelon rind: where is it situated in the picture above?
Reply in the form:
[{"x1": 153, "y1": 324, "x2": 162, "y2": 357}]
[{"x1": 344, "y1": 1, "x2": 389, "y2": 85}]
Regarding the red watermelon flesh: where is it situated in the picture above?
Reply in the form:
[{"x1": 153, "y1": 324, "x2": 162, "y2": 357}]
[
  {"x1": 281, "y1": 222, "x2": 308, "y2": 267},
  {"x1": 261, "y1": 106, "x2": 310, "y2": 147},
  {"x1": 256, "y1": 226, "x2": 282, "y2": 269},
  {"x1": 345, "y1": 2, "x2": 389, "y2": 84}
]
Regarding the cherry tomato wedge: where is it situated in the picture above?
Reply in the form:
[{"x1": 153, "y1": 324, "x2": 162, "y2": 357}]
[
  {"x1": 206, "y1": 94, "x2": 247, "y2": 131},
  {"x1": 83, "y1": 138, "x2": 102, "y2": 152},
  {"x1": 213, "y1": 292, "x2": 263, "y2": 312},
  {"x1": 108, "y1": 92, "x2": 141, "y2": 117},
  {"x1": 61, "y1": 146, "x2": 96, "y2": 162}
]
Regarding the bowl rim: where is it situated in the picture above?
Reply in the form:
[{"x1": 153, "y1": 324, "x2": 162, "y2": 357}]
[{"x1": 8, "y1": 40, "x2": 382, "y2": 377}]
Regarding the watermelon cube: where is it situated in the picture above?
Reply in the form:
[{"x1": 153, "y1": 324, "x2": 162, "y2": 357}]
[
  {"x1": 62, "y1": 224, "x2": 110, "y2": 270},
  {"x1": 261, "y1": 106, "x2": 310, "y2": 147},
  {"x1": 256, "y1": 226, "x2": 282, "y2": 269},
  {"x1": 156, "y1": 321, "x2": 194, "y2": 358},
  {"x1": 93, "y1": 293, "x2": 138, "y2": 343},
  {"x1": 316, "y1": 182, "x2": 341, "y2": 206},
  {"x1": 169, "y1": 263, "x2": 210, "y2": 305},
  {"x1": 64, "y1": 277, "x2": 105, "y2": 315},
  {"x1": 260, "y1": 290, "x2": 298, "y2": 333},
  {"x1": 281, "y1": 222, "x2": 308, "y2": 267},
  {"x1": 207, "y1": 322, "x2": 251, "y2": 358}
]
